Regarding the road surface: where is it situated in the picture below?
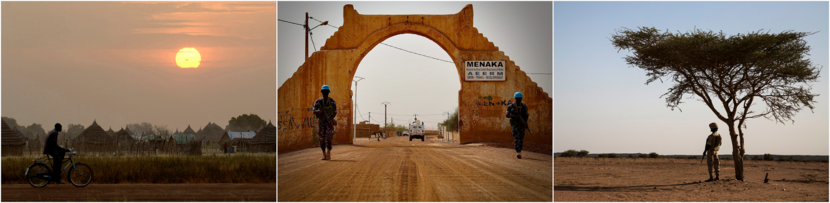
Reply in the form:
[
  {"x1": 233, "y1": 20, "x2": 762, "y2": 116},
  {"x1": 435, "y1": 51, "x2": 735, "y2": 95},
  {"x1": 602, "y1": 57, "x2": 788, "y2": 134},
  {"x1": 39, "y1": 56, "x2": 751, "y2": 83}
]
[
  {"x1": 278, "y1": 135, "x2": 552, "y2": 201},
  {"x1": 2, "y1": 184, "x2": 275, "y2": 201}
]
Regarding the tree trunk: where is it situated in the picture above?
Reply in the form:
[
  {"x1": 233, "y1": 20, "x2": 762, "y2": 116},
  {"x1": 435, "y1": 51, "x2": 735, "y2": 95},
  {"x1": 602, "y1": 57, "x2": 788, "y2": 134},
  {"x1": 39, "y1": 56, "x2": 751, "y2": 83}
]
[{"x1": 727, "y1": 122, "x2": 745, "y2": 181}]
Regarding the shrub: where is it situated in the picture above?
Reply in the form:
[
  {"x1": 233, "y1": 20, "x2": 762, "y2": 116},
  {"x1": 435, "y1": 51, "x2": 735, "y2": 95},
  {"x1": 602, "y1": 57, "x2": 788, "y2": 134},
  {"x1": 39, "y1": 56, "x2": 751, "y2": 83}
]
[
  {"x1": 597, "y1": 154, "x2": 608, "y2": 158},
  {"x1": 649, "y1": 152, "x2": 659, "y2": 158},
  {"x1": 627, "y1": 154, "x2": 634, "y2": 158},
  {"x1": 608, "y1": 153, "x2": 617, "y2": 158},
  {"x1": 561, "y1": 149, "x2": 579, "y2": 157},
  {"x1": 638, "y1": 154, "x2": 648, "y2": 158},
  {"x1": 577, "y1": 150, "x2": 589, "y2": 157},
  {"x1": 752, "y1": 155, "x2": 761, "y2": 160},
  {"x1": 763, "y1": 153, "x2": 774, "y2": 161}
]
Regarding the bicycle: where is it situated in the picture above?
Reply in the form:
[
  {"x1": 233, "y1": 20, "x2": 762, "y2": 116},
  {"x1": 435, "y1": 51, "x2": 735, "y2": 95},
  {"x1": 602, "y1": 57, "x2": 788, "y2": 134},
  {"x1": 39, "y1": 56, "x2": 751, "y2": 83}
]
[{"x1": 25, "y1": 150, "x2": 93, "y2": 188}]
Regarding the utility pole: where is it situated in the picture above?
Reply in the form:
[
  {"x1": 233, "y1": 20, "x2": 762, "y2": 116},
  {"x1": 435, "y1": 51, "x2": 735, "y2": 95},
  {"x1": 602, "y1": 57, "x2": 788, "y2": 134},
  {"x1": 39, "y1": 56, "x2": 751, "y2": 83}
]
[
  {"x1": 305, "y1": 12, "x2": 308, "y2": 63},
  {"x1": 353, "y1": 76, "x2": 364, "y2": 143},
  {"x1": 368, "y1": 112, "x2": 371, "y2": 124},
  {"x1": 381, "y1": 101, "x2": 391, "y2": 129}
]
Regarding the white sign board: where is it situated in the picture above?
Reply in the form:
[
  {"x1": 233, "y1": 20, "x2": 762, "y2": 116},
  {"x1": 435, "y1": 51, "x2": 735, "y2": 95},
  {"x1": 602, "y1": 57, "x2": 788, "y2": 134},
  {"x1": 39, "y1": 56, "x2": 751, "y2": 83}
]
[{"x1": 465, "y1": 61, "x2": 505, "y2": 81}]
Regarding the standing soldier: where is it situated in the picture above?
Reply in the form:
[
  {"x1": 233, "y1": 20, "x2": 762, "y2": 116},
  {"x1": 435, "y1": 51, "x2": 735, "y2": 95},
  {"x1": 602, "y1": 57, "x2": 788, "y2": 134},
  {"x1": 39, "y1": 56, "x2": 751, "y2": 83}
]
[
  {"x1": 704, "y1": 122, "x2": 722, "y2": 181},
  {"x1": 313, "y1": 85, "x2": 337, "y2": 160},
  {"x1": 506, "y1": 92, "x2": 529, "y2": 159}
]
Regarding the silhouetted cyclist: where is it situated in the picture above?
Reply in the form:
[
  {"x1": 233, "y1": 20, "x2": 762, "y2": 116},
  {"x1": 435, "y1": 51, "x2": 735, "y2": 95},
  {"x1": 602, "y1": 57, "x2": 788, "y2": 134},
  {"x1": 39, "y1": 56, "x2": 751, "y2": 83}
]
[{"x1": 43, "y1": 123, "x2": 70, "y2": 184}]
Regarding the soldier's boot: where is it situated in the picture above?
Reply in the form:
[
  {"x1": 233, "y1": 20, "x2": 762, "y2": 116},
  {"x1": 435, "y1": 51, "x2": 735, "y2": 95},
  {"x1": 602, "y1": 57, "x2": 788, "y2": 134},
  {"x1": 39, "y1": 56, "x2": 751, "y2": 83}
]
[
  {"x1": 705, "y1": 174, "x2": 714, "y2": 182},
  {"x1": 325, "y1": 151, "x2": 331, "y2": 160},
  {"x1": 714, "y1": 171, "x2": 720, "y2": 180},
  {"x1": 321, "y1": 151, "x2": 327, "y2": 160}
]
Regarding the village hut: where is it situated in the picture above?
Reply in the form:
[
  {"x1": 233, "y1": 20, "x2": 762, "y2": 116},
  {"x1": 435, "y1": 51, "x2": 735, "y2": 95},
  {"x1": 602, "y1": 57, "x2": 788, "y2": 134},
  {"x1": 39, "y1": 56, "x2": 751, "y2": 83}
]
[
  {"x1": 196, "y1": 122, "x2": 224, "y2": 145},
  {"x1": 114, "y1": 127, "x2": 137, "y2": 152},
  {"x1": 218, "y1": 131, "x2": 255, "y2": 152},
  {"x1": 72, "y1": 120, "x2": 116, "y2": 153},
  {"x1": 106, "y1": 127, "x2": 115, "y2": 137},
  {"x1": 183, "y1": 125, "x2": 196, "y2": 135},
  {"x1": 229, "y1": 138, "x2": 253, "y2": 152},
  {"x1": 2, "y1": 120, "x2": 27, "y2": 156},
  {"x1": 170, "y1": 134, "x2": 199, "y2": 155},
  {"x1": 250, "y1": 121, "x2": 276, "y2": 152}
]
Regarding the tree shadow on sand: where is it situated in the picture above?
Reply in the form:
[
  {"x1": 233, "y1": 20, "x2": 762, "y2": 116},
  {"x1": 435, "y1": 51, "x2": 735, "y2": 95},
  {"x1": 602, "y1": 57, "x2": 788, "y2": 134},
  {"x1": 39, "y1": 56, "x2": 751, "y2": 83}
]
[{"x1": 554, "y1": 182, "x2": 699, "y2": 192}]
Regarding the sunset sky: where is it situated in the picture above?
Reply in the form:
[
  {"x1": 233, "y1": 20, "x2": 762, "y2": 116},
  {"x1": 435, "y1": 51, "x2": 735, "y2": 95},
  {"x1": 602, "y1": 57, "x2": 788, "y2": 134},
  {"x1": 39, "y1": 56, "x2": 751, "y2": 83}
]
[{"x1": 2, "y1": 2, "x2": 276, "y2": 133}]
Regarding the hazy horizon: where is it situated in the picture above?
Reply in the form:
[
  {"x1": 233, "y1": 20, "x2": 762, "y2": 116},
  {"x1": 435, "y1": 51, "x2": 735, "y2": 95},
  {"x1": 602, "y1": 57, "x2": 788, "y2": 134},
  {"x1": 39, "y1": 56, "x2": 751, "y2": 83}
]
[{"x1": 2, "y1": 2, "x2": 276, "y2": 132}]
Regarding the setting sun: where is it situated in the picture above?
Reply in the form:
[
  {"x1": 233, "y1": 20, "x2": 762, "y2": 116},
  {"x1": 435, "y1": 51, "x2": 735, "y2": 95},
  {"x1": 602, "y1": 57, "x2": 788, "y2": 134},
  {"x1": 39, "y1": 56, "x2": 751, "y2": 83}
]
[{"x1": 175, "y1": 47, "x2": 201, "y2": 68}]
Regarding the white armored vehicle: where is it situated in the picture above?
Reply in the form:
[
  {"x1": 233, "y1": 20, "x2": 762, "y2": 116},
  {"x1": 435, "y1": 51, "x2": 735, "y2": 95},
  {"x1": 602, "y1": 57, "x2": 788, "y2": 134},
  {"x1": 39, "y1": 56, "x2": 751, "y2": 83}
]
[{"x1": 409, "y1": 119, "x2": 425, "y2": 142}]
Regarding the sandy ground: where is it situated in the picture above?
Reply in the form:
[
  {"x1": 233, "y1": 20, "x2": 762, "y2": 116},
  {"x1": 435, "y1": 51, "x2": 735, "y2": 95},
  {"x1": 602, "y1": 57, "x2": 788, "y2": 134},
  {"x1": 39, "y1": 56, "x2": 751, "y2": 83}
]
[
  {"x1": 278, "y1": 135, "x2": 552, "y2": 201},
  {"x1": 1, "y1": 183, "x2": 275, "y2": 201},
  {"x1": 554, "y1": 157, "x2": 829, "y2": 201}
]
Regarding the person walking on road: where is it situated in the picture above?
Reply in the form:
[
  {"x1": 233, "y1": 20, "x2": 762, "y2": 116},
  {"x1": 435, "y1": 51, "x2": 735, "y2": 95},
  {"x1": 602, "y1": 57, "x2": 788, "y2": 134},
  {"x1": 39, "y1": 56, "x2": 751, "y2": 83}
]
[
  {"x1": 43, "y1": 123, "x2": 70, "y2": 184},
  {"x1": 313, "y1": 85, "x2": 337, "y2": 160},
  {"x1": 704, "y1": 122, "x2": 722, "y2": 181},
  {"x1": 506, "y1": 92, "x2": 530, "y2": 159}
]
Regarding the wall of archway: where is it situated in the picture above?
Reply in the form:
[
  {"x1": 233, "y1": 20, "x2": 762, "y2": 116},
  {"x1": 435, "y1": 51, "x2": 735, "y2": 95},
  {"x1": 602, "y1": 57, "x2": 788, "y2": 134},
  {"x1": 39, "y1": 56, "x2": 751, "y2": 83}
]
[{"x1": 278, "y1": 4, "x2": 552, "y2": 153}]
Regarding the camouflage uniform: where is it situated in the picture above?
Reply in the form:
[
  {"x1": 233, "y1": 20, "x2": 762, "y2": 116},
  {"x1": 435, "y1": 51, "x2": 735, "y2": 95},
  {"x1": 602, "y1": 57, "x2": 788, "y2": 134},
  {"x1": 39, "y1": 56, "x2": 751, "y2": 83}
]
[
  {"x1": 313, "y1": 97, "x2": 337, "y2": 151},
  {"x1": 505, "y1": 102, "x2": 529, "y2": 153},
  {"x1": 706, "y1": 132, "x2": 722, "y2": 178}
]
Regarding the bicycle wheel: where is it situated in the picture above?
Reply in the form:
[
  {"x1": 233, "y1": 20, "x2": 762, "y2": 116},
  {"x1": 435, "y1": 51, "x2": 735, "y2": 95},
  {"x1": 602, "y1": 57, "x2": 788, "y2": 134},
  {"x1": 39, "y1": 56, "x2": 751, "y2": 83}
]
[
  {"x1": 26, "y1": 163, "x2": 51, "y2": 188},
  {"x1": 67, "y1": 163, "x2": 92, "y2": 187}
]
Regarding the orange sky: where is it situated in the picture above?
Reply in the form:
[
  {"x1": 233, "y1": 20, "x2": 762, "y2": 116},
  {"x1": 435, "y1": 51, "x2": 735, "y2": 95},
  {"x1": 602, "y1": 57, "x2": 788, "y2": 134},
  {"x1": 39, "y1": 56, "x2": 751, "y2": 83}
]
[{"x1": 2, "y1": 2, "x2": 275, "y2": 132}]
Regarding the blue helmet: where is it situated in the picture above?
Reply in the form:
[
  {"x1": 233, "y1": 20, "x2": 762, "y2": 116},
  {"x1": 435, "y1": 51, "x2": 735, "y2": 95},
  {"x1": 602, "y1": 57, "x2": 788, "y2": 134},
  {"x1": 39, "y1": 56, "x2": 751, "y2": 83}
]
[
  {"x1": 321, "y1": 85, "x2": 330, "y2": 92},
  {"x1": 514, "y1": 92, "x2": 523, "y2": 98}
]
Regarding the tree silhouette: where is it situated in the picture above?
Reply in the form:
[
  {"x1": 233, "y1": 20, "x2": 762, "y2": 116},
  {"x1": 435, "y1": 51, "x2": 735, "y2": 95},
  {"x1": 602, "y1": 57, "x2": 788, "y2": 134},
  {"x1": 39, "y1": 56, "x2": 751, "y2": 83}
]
[{"x1": 612, "y1": 27, "x2": 821, "y2": 181}]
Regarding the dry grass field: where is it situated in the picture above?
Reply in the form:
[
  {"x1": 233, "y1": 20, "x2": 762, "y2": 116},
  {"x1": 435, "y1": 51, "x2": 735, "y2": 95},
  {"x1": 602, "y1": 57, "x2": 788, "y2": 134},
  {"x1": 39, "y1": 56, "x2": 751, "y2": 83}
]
[
  {"x1": 2, "y1": 153, "x2": 275, "y2": 184},
  {"x1": 555, "y1": 157, "x2": 828, "y2": 201}
]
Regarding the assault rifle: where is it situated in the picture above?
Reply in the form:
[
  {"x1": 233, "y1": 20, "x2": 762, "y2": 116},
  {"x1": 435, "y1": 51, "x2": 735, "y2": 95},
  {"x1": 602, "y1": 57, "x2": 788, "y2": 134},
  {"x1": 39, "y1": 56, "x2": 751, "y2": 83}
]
[
  {"x1": 509, "y1": 113, "x2": 533, "y2": 136},
  {"x1": 701, "y1": 149, "x2": 707, "y2": 163},
  {"x1": 319, "y1": 109, "x2": 337, "y2": 126}
]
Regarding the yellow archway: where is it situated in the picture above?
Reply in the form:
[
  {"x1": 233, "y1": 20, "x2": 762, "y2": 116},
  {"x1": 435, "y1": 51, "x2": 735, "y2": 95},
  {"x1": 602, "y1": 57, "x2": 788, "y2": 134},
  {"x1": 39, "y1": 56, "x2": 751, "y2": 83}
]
[{"x1": 278, "y1": 4, "x2": 552, "y2": 153}]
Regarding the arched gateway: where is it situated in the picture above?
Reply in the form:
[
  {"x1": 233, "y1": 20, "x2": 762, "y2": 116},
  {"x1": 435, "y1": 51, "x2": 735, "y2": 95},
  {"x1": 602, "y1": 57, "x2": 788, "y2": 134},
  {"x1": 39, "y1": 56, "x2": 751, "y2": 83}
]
[{"x1": 278, "y1": 4, "x2": 552, "y2": 153}]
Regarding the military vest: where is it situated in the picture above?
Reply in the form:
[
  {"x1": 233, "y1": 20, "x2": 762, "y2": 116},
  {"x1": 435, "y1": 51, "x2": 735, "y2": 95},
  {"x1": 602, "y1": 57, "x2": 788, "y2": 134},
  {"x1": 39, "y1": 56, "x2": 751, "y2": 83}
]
[{"x1": 321, "y1": 98, "x2": 335, "y2": 118}]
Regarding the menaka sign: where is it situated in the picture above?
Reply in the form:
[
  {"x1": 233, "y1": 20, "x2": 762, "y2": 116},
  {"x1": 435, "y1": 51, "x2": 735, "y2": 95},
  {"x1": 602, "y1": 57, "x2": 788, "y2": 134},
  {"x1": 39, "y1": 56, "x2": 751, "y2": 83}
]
[{"x1": 465, "y1": 61, "x2": 505, "y2": 81}]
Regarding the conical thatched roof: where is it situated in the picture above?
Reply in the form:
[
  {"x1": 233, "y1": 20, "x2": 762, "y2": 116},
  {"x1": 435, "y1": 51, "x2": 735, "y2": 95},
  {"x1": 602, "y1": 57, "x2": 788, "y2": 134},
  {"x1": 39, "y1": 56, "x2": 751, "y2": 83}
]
[
  {"x1": 74, "y1": 120, "x2": 115, "y2": 144},
  {"x1": 124, "y1": 127, "x2": 134, "y2": 136},
  {"x1": 183, "y1": 125, "x2": 196, "y2": 135},
  {"x1": 106, "y1": 127, "x2": 115, "y2": 136},
  {"x1": 196, "y1": 122, "x2": 224, "y2": 143},
  {"x1": 174, "y1": 128, "x2": 181, "y2": 135},
  {"x1": 251, "y1": 121, "x2": 276, "y2": 144},
  {"x1": 114, "y1": 127, "x2": 136, "y2": 142},
  {"x1": 2, "y1": 120, "x2": 26, "y2": 146}
]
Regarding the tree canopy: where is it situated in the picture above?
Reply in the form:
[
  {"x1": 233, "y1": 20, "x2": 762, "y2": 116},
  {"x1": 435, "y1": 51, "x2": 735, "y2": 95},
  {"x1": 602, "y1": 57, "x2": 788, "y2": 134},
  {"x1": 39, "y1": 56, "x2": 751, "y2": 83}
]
[
  {"x1": 227, "y1": 114, "x2": 267, "y2": 132},
  {"x1": 611, "y1": 27, "x2": 821, "y2": 181}
]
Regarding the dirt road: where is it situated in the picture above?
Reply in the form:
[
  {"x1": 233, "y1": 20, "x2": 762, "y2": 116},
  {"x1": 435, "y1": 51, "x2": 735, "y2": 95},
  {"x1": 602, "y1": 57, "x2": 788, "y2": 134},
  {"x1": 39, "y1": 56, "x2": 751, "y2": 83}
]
[
  {"x1": 555, "y1": 157, "x2": 828, "y2": 201},
  {"x1": 2, "y1": 183, "x2": 275, "y2": 201},
  {"x1": 278, "y1": 135, "x2": 552, "y2": 201}
]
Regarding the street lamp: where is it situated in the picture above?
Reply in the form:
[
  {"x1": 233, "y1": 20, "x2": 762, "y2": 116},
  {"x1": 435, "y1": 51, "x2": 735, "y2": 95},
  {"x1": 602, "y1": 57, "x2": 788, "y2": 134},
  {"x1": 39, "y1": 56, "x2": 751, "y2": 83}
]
[
  {"x1": 305, "y1": 12, "x2": 328, "y2": 62},
  {"x1": 353, "y1": 76, "x2": 364, "y2": 143}
]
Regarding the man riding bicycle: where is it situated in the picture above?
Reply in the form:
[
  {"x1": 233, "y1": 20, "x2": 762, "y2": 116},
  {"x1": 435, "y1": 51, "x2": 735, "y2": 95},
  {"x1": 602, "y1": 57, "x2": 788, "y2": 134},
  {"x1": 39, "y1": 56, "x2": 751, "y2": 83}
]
[{"x1": 44, "y1": 123, "x2": 70, "y2": 185}]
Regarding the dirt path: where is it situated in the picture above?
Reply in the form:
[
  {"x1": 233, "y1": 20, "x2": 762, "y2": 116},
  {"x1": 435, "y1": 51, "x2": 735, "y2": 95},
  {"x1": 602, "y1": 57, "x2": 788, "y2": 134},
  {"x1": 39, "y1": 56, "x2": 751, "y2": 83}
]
[
  {"x1": 1, "y1": 183, "x2": 276, "y2": 201},
  {"x1": 555, "y1": 157, "x2": 829, "y2": 201},
  {"x1": 278, "y1": 135, "x2": 552, "y2": 201}
]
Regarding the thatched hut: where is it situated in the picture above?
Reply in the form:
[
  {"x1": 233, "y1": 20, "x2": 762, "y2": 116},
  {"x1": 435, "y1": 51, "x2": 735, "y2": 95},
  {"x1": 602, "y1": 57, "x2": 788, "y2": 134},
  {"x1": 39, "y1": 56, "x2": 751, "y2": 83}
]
[
  {"x1": 249, "y1": 121, "x2": 276, "y2": 152},
  {"x1": 196, "y1": 122, "x2": 224, "y2": 145},
  {"x1": 72, "y1": 120, "x2": 116, "y2": 153},
  {"x1": 114, "y1": 127, "x2": 137, "y2": 151},
  {"x1": 183, "y1": 125, "x2": 196, "y2": 135},
  {"x1": 2, "y1": 120, "x2": 26, "y2": 156},
  {"x1": 106, "y1": 127, "x2": 115, "y2": 137}
]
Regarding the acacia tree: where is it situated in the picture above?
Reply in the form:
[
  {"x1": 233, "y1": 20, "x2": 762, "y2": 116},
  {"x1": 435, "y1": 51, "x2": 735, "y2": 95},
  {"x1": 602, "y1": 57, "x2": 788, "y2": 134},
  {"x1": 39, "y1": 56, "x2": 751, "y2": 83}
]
[{"x1": 611, "y1": 27, "x2": 820, "y2": 181}]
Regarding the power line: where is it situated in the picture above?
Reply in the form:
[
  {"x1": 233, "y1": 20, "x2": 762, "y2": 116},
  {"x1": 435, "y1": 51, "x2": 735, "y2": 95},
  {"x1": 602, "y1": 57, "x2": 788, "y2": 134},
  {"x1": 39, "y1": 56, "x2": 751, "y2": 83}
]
[
  {"x1": 378, "y1": 43, "x2": 453, "y2": 63},
  {"x1": 309, "y1": 32, "x2": 317, "y2": 52},
  {"x1": 278, "y1": 19, "x2": 303, "y2": 26},
  {"x1": 309, "y1": 16, "x2": 454, "y2": 64}
]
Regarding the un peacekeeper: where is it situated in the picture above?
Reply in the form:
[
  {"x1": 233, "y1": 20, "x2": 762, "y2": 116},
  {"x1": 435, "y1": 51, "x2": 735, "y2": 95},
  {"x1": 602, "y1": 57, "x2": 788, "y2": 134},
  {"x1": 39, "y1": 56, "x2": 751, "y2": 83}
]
[
  {"x1": 313, "y1": 85, "x2": 337, "y2": 160},
  {"x1": 704, "y1": 122, "x2": 722, "y2": 181},
  {"x1": 505, "y1": 92, "x2": 530, "y2": 159}
]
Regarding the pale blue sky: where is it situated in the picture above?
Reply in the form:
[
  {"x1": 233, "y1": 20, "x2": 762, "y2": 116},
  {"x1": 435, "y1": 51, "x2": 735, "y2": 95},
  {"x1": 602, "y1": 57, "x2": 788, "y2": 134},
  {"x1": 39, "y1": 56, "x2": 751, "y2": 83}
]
[
  {"x1": 279, "y1": 2, "x2": 552, "y2": 129},
  {"x1": 555, "y1": 2, "x2": 829, "y2": 155}
]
